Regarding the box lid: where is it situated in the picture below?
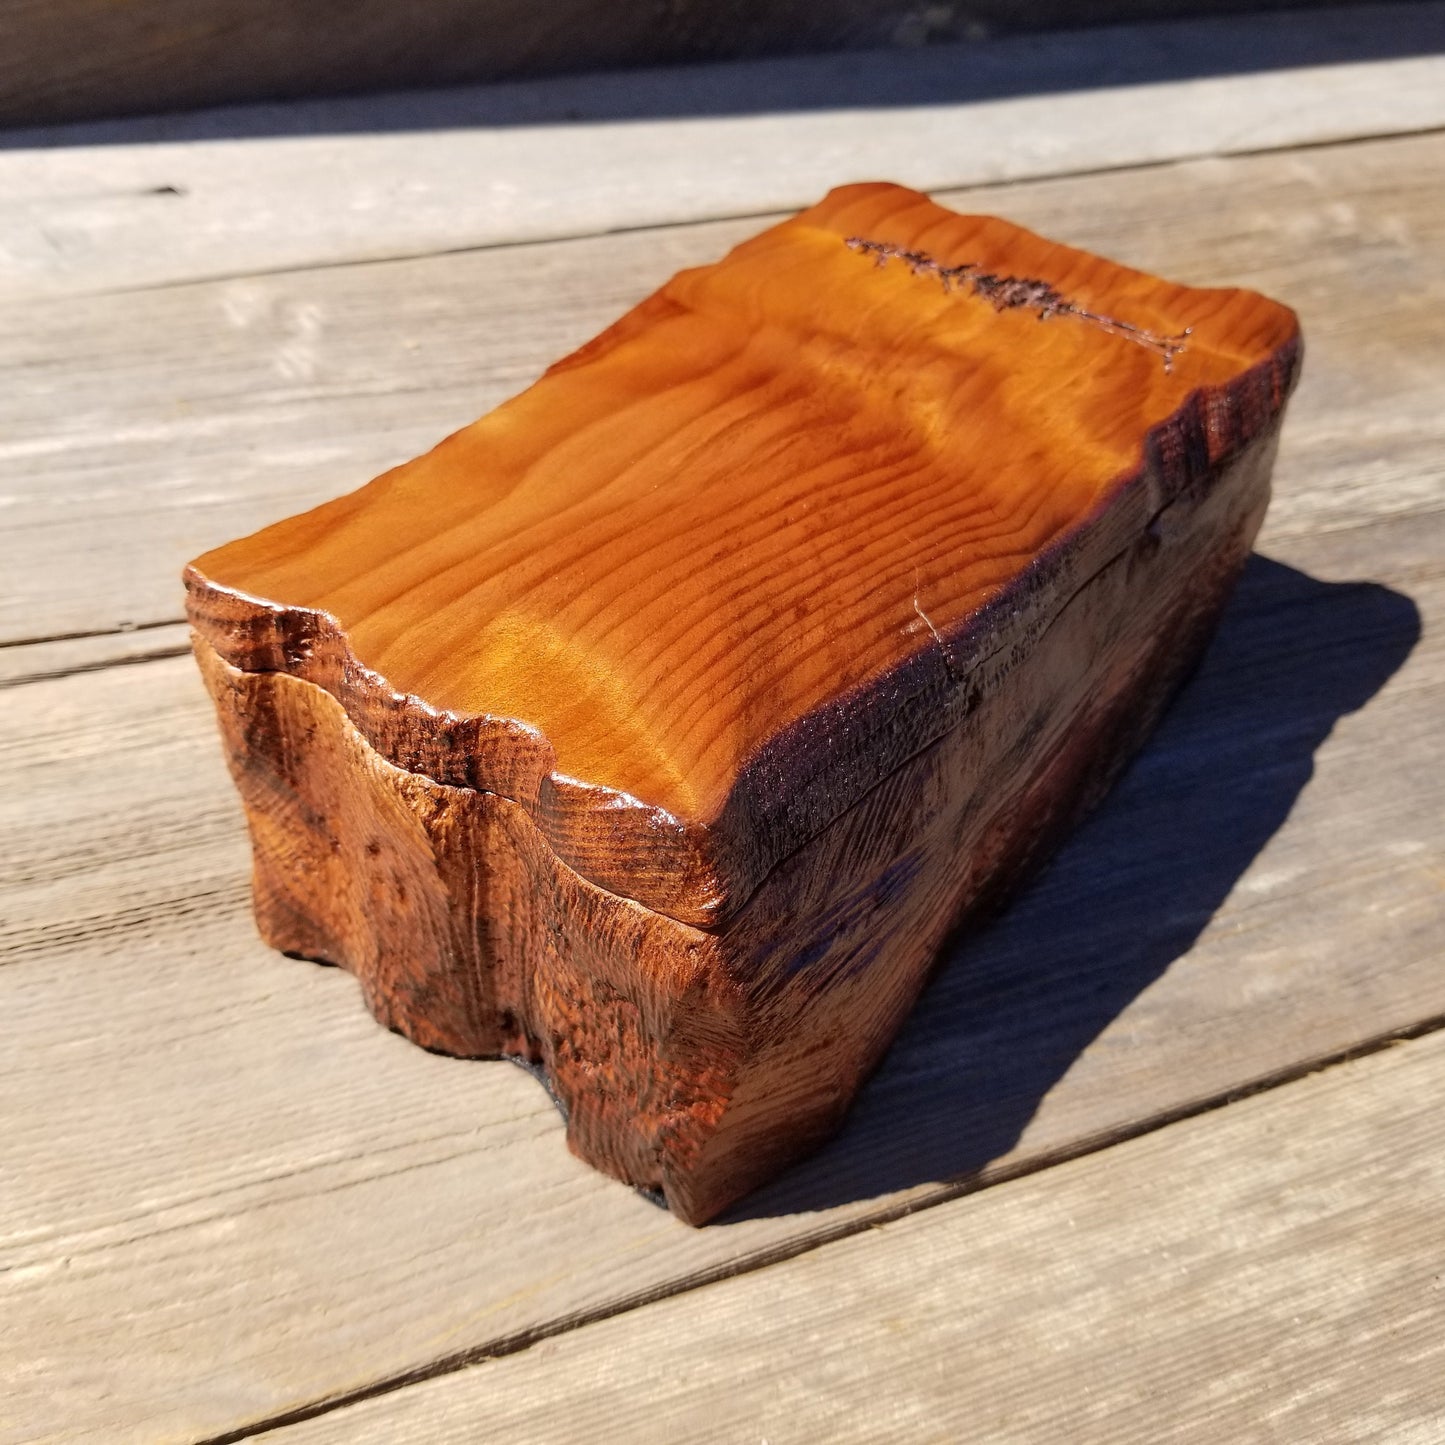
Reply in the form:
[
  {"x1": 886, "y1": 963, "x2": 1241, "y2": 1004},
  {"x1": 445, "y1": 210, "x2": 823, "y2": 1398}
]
[{"x1": 186, "y1": 182, "x2": 1300, "y2": 928}]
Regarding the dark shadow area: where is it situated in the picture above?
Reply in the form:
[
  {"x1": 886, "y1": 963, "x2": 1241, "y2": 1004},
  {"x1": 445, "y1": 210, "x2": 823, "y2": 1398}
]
[
  {"x1": 4, "y1": 2, "x2": 1442, "y2": 147},
  {"x1": 729, "y1": 553, "x2": 1420, "y2": 1221}
]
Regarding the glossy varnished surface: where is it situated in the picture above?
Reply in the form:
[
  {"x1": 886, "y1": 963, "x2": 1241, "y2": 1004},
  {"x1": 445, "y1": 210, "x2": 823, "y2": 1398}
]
[
  {"x1": 184, "y1": 186, "x2": 1301, "y2": 1219},
  {"x1": 188, "y1": 182, "x2": 1299, "y2": 923},
  {"x1": 192, "y1": 397, "x2": 1289, "y2": 1222}
]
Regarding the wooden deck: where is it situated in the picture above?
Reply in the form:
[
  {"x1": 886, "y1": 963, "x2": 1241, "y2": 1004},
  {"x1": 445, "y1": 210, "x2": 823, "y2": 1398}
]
[{"x1": 3, "y1": 10, "x2": 1444, "y2": 1440}]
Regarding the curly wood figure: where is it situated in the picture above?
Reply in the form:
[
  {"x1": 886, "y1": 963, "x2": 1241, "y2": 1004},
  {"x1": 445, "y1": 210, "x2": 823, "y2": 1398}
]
[{"x1": 186, "y1": 182, "x2": 1301, "y2": 1224}]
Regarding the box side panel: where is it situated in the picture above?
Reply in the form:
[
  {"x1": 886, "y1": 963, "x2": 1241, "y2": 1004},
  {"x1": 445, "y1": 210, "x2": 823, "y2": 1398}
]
[
  {"x1": 193, "y1": 640, "x2": 745, "y2": 1195},
  {"x1": 667, "y1": 424, "x2": 1278, "y2": 1221},
  {"x1": 191, "y1": 418, "x2": 1276, "y2": 1223}
]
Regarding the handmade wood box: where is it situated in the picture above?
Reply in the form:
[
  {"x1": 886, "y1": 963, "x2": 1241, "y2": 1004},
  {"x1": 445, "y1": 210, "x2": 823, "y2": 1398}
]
[{"x1": 186, "y1": 182, "x2": 1300, "y2": 1224}]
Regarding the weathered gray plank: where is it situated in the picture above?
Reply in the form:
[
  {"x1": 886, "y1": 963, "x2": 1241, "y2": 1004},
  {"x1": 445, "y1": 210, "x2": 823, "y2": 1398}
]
[
  {"x1": 262, "y1": 1027, "x2": 1445, "y2": 1445},
  {"x1": 5, "y1": 0, "x2": 1429, "y2": 128},
  {"x1": 3, "y1": 18, "x2": 1445, "y2": 297},
  {"x1": 0, "y1": 621, "x2": 192, "y2": 689},
  {"x1": 3, "y1": 127, "x2": 1444, "y2": 654},
  {"x1": 0, "y1": 502, "x2": 1440, "y2": 1440},
  {"x1": 3, "y1": 124, "x2": 1445, "y2": 1443}
]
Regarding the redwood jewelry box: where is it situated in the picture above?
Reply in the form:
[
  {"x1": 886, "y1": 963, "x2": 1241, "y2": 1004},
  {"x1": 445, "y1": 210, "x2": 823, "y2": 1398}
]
[{"x1": 186, "y1": 182, "x2": 1301, "y2": 1224}]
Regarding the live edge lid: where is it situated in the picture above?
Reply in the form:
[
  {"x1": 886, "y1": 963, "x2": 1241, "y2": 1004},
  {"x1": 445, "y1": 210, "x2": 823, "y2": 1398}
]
[{"x1": 186, "y1": 181, "x2": 1301, "y2": 931}]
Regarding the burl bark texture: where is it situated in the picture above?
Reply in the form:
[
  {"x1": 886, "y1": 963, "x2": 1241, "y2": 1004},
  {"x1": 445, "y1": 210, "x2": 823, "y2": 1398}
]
[{"x1": 187, "y1": 182, "x2": 1301, "y2": 1224}]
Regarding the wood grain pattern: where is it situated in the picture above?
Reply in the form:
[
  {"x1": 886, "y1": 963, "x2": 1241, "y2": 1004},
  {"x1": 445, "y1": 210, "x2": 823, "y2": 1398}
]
[
  {"x1": 5, "y1": 124, "x2": 1440, "y2": 661},
  {"x1": 0, "y1": 621, "x2": 193, "y2": 690},
  {"x1": 188, "y1": 186, "x2": 1299, "y2": 1220},
  {"x1": 189, "y1": 185, "x2": 1299, "y2": 913},
  {"x1": 264, "y1": 1027, "x2": 1445, "y2": 1444},
  {"x1": 2, "y1": 119, "x2": 1442, "y2": 1437},
  {"x1": 6, "y1": 34, "x2": 1445, "y2": 302},
  {"x1": 3, "y1": 514, "x2": 1438, "y2": 1437}
]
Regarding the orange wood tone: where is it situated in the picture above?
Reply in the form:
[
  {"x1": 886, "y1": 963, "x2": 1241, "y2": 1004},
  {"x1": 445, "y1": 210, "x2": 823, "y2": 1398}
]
[{"x1": 187, "y1": 183, "x2": 1300, "y2": 1222}]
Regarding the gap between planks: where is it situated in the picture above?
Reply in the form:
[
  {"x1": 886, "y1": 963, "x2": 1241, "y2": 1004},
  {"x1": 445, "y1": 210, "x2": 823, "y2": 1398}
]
[
  {"x1": 247, "y1": 1027, "x2": 1445, "y2": 1444},
  {"x1": 3, "y1": 5, "x2": 1445, "y2": 298},
  {"x1": 202, "y1": 1011, "x2": 1445, "y2": 1444},
  {"x1": 2, "y1": 510, "x2": 1441, "y2": 1439},
  {"x1": 3, "y1": 115, "x2": 1445, "y2": 1444},
  {"x1": 45, "y1": 120, "x2": 1445, "y2": 304},
  {"x1": 3, "y1": 127, "x2": 1445, "y2": 656},
  {"x1": 0, "y1": 621, "x2": 193, "y2": 689}
]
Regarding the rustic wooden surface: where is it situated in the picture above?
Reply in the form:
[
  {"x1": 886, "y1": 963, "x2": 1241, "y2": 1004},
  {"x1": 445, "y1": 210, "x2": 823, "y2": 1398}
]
[
  {"x1": 186, "y1": 182, "x2": 1299, "y2": 1219},
  {"x1": 6, "y1": 8, "x2": 1445, "y2": 301},
  {"x1": 266, "y1": 1028, "x2": 1445, "y2": 1444},
  {"x1": 1, "y1": 26, "x2": 1443, "y2": 1443},
  {"x1": 0, "y1": 0, "x2": 1432, "y2": 128},
  {"x1": 5, "y1": 119, "x2": 1443, "y2": 654},
  {"x1": 185, "y1": 186, "x2": 1297, "y2": 877}
]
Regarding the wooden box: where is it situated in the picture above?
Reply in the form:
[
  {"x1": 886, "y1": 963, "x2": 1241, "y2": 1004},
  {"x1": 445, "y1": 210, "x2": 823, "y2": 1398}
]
[{"x1": 186, "y1": 183, "x2": 1300, "y2": 1224}]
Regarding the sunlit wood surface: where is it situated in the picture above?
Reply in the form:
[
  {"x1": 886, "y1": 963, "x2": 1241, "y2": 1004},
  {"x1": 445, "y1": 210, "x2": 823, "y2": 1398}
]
[
  {"x1": 189, "y1": 185, "x2": 1294, "y2": 844},
  {"x1": 184, "y1": 184, "x2": 1298, "y2": 1223},
  {"x1": 2, "y1": 16, "x2": 1444, "y2": 1441}
]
